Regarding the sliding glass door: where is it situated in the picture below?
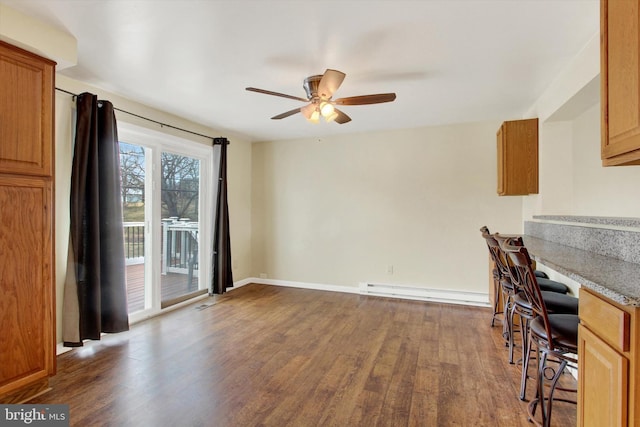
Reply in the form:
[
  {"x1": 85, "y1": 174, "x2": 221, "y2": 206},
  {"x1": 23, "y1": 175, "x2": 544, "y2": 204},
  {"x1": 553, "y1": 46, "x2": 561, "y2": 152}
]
[
  {"x1": 159, "y1": 152, "x2": 205, "y2": 307},
  {"x1": 118, "y1": 123, "x2": 213, "y2": 322}
]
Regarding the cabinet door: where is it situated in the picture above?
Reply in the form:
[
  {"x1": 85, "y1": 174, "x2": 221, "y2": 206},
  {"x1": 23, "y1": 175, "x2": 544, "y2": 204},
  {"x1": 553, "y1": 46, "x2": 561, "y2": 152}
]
[
  {"x1": 578, "y1": 324, "x2": 628, "y2": 427},
  {"x1": 496, "y1": 118, "x2": 538, "y2": 195},
  {"x1": 0, "y1": 41, "x2": 54, "y2": 177},
  {"x1": 0, "y1": 176, "x2": 54, "y2": 399},
  {"x1": 601, "y1": 0, "x2": 640, "y2": 166}
]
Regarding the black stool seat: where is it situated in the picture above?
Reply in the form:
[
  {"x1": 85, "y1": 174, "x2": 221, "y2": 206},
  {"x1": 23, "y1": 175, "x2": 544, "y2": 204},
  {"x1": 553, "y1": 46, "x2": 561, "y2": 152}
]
[
  {"x1": 536, "y1": 277, "x2": 569, "y2": 294},
  {"x1": 530, "y1": 314, "x2": 579, "y2": 351},
  {"x1": 541, "y1": 292, "x2": 578, "y2": 314},
  {"x1": 513, "y1": 291, "x2": 578, "y2": 315}
]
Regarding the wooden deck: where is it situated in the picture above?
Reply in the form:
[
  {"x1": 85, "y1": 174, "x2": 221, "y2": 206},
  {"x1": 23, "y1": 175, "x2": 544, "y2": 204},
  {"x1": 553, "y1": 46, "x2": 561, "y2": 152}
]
[{"x1": 126, "y1": 263, "x2": 201, "y2": 313}]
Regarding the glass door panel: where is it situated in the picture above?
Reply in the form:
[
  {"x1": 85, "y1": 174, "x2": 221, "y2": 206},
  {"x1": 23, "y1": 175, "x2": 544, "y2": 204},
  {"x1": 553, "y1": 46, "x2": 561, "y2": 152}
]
[
  {"x1": 120, "y1": 142, "x2": 148, "y2": 314},
  {"x1": 160, "y1": 152, "x2": 204, "y2": 307}
]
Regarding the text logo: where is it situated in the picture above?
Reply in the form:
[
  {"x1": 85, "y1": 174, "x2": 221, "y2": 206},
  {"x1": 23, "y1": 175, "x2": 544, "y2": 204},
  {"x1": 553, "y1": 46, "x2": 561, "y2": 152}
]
[{"x1": 0, "y1": 405, "x2": 69, "y2": 426}]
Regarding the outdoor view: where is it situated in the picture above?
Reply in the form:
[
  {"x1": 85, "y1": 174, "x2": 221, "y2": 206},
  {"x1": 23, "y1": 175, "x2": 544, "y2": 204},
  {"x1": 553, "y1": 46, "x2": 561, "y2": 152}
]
[{"x1": 120, "y1": 142, "x2": 202, "y2": 313}]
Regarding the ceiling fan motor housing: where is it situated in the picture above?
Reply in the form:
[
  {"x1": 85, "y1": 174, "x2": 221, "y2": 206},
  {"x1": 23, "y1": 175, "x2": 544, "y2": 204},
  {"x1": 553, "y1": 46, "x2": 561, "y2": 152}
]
[{"x1": 303, "y1": 75, "x2": 324, "y2": 100}]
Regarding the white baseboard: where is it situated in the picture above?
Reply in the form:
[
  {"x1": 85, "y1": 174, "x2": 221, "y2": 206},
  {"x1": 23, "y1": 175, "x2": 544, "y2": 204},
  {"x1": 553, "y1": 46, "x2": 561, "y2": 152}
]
[
  {"x1": 241, "y1": 277, "x2": 489, "y2": 307},
  {"x1": 359, "y1": 282, "x2": 490, "y2": 307},
  {"x1": 230, "y1": 277, "x2": 255, "y2": 290},
  {"x1": 247, "y1": 277, "x2": 360, "y2": 295}
]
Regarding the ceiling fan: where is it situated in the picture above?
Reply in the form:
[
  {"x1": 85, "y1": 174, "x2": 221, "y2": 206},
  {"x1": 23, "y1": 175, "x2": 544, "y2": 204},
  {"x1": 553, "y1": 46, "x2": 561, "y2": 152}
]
[{"x1": 246, "y1": 69, "x2": 396, "y2": 124}]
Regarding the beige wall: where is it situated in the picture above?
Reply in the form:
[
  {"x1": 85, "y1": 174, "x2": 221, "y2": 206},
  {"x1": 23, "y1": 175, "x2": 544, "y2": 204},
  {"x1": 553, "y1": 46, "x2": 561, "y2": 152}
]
[
  {"x1": 522, "y1": 121, "x2": 575, "y2": 217},
  {"x1": 523, "y1": 30, "x2": 640, "y2": 219},
  {"x1": 571, "y1": 103, "x2": 640, "y2": 215},
  {"x1": 251, "y1": 122, "x2": 523, "y2": 293},
  {"x1": 53, "y1": 75, "x2": 253, "y2": 343}
]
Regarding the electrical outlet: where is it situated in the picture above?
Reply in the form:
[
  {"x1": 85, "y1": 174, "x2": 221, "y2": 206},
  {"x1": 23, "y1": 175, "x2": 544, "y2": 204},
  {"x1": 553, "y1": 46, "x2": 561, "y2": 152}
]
[
  {"x1": 387, "y1": 265, "x2": 394, "y2": 274},
  {"x1": 259, "y1": 273, "x2": 268, "y2": 279}
]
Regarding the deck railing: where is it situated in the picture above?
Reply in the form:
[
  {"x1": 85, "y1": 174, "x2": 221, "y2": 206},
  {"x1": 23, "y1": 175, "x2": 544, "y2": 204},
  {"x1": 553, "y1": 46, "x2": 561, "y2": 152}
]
[
  {"x1": 124, "y1": 222, "x2": 145, "y2": 265},
  {"x1": 123, "y1": 219, "x2": 199, "y2": 277},
  {"x1": 161, "y1": 218, "x2": 199, "y2": 276}
]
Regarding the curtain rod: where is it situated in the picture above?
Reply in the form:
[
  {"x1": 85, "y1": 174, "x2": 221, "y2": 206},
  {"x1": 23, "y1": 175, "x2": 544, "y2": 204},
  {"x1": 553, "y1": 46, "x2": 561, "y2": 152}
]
[{"x1": 55, "y1": 87, "x2": 228, "y2": 145}]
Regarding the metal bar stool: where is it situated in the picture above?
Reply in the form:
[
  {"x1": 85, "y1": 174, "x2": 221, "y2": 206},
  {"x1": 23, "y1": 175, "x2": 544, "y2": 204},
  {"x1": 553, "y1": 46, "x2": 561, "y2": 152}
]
[
  {"x1": 497, "y1": 235, "x2": 578, "y2": 401},
  {"x1": 483, "y1": 230, "x2": 571, "y2": 365},
  {"x1": 480, "y1": 226, "x2": 551, "y2": 328},
  {"x1": 502, "y1": 239, "x2": 578, "y2": 427},
  {"x1": 480, "y1": 226, "x2": 516, "y2": 344}
]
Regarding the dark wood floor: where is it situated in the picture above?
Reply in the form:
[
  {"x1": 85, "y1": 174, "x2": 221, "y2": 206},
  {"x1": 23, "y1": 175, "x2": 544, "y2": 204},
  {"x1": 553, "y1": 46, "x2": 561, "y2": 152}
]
[{"x1": 33, "y1": 284, "x2": 576, "y2": 426}]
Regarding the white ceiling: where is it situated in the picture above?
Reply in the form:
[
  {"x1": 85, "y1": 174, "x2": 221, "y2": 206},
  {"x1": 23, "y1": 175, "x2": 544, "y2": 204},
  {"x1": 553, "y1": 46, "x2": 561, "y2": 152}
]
[{"x1": 2, "y1": 0, "x2": 599, "y2": 142}]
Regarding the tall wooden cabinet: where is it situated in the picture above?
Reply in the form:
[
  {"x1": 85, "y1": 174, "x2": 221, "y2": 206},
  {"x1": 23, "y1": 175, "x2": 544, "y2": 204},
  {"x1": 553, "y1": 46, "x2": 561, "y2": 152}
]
[
  {"x1": 578, "y1": 288, "x2": 640, "y2": 427},
  {"x1": 601, "y1": 0, "x2": 640, "y2": 166},
  {"x1": 0, "y1": 40, "x2": 56, "y2": 403},
  {"x1": 496, "y1": 118, "x2": 538, "y2": 196}
]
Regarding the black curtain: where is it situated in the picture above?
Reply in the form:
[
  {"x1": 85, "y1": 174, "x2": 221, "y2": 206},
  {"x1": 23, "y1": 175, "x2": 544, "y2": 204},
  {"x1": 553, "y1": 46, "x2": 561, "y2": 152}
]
[
  {"x1": 211, "y1": 137, "x2": 233, "y2": 294},
  {"x1": 63, "y1": 92, "x2": 129, "y2": 346}
]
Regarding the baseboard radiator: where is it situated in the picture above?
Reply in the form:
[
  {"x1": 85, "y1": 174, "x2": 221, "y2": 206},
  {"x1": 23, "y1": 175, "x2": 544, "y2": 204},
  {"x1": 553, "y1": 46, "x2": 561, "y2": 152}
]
[{"x1": 359, "y1": 283, "x2": 489, "y2": 307}]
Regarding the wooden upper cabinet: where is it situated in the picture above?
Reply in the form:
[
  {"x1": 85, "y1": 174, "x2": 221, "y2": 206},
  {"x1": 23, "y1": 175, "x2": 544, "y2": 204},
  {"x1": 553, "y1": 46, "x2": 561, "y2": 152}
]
[
  {"x1": 0, "y1": 41, "x2": 55, "y2": 403},
  {"x1": 0, "y1": 41, "x2": 54, "y2": 177},
  {"x1": 497, "y1": 118, "x2": 539, "y2": 196},
  {"x1": 601, "y1": 0, "x2": 640, "y2": 166}
]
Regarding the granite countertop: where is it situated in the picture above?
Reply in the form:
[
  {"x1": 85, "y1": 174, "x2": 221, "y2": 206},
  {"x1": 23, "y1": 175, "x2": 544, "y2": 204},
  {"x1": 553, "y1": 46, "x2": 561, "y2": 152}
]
[
  {"x1": 523, "y1": 235, "x2": 640, "y2": 307},
  {"x1": 532, "y1": 215, "x2": 640, "y2": 228}
]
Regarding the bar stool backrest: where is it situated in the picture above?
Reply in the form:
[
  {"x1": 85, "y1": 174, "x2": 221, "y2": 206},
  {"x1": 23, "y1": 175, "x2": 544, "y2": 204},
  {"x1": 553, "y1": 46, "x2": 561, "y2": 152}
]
[
  {"x1": 480, "y1": 228, "x2": 511, "y2": 285},
  {"x1": 495, "y1": 234, "x2": 525, "y2": 293},
  {"x1": 501, "y1": 240, "x2": 556, "y2": 351}
]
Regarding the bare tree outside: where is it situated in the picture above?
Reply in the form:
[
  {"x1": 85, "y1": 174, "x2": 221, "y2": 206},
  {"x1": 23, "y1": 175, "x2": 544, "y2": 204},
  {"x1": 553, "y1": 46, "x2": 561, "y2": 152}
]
[
  {"x1": 161, "y1": 152, "x2": 200, "y2": 221},
  {"x1": 119, "y1": 143, "x2": 200, "y2": 221},
  {"x1": 120, "y1": 142, "x2": 145, "y2": 221}
]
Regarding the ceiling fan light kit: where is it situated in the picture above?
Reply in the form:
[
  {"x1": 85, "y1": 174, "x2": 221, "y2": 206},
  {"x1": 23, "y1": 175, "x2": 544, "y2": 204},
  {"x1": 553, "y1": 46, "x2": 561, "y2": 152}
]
[{"x1": 246, "y1": 68, "x2": 396, "y2": 125}]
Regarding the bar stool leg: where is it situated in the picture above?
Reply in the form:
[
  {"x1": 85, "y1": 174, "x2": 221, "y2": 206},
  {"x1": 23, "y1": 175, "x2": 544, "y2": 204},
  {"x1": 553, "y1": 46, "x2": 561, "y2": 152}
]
[
  {"x1": 519, "y1": 316, "x2": 531, "y2": 400},
  {"x1": 501, "y1": 288, "x2": 511, "y2": 346},
  {"x1": 527, "y1": 345, "x2": 543, "y2": 424},
  {"x1": 507, "y1": 296, "x2": 518, "y2": 364},
  {"x1": 491, "y1": 275, "x2": 501, "y2": 327}
]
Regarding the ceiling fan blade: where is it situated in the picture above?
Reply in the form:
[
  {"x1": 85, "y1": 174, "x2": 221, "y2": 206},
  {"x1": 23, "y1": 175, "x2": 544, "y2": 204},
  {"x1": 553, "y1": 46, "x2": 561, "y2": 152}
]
[
  {"x1": 246, "y1": 87, "x2": 309, "y2": 102},
  {"x1": 333, "y1": 108, "x2": 351, "y2": 124},
  {"x1": 271, "y1": 108, "x2": 301, "y2": 120},
  {"x1": 334, "y1": 93, "x2": 396, "y2": 105},
  {"x1": 318, "y1": 69, "x2": 346, "y2": 99}
]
